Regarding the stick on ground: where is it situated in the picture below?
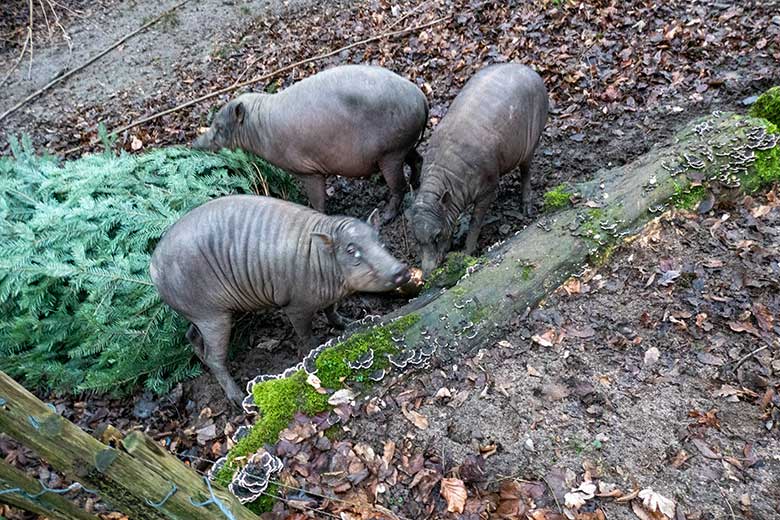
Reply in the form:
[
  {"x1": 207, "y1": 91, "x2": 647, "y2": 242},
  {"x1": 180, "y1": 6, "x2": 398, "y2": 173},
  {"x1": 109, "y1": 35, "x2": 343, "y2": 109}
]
[
  {"x1": 61, "y1": 15, "x2": 451, "y2": 157},
  {"x1": 0, "y1": 0, "x2": 194, "y2": 124}
]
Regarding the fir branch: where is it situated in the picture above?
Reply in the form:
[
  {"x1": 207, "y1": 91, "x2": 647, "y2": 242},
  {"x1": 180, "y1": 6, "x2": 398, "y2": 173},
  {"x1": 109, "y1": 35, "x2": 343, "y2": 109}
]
[{"x1": 0, "y1": 144, "x2": 300, "y2": 396}]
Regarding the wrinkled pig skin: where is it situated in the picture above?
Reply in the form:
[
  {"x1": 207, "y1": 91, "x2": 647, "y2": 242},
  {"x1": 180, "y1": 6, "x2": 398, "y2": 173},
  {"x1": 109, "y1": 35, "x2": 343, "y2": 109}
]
[
  {"x1": 409, "y1": 63, "x2": 548, "y2": 275},
  {"x1": 150, "y1": 195, "x2": 411, "y2": 405},
  {"x1": 193, "y1": 65, "x2": 429, "y2": 223}
]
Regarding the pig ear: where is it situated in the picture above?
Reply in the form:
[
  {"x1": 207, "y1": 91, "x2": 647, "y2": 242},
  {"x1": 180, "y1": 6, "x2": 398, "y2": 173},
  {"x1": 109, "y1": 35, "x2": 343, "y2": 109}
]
[
  {"x1": 439, "y1": 190, "x2": 452, "y2": 207},
  {"x1": 310, "y1": 232, "x2": 335, "y2": 252},
  {"x1": 366, "y1": 208, "x2": 382, "y2": 231},
  {"x1": 234, "y1": 102, "x2": 245, "y2": 125}
]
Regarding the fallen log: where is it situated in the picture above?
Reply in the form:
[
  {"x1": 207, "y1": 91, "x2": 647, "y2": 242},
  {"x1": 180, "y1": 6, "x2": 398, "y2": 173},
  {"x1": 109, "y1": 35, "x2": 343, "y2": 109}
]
[
  {"x1": 387, "y1": 112, "x2": 779, "y2": 355},
  {"x1": 0, "y1": 370, "x2": 260, "y2": 520},
  {"x1": 219, "y1": 109, "x2": 779, "y2": 500}
]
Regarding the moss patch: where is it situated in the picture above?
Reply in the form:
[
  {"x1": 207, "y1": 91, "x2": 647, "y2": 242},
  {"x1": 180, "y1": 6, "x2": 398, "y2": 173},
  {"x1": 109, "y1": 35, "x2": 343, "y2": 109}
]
[
  {"x1": 742, "y1": 120, "x2": 780, "y2": 192},
  {"x1": 469, "y1": 304, "x2": 492, "y2": 324},
  {"x1": 671, "y1": 182, "x2": 707, "y2": 210},
  {"x1": 588, "y1": 243, "x2": 618, "y2": 268},
  {"x1": 749, "y1": 86, "x2": 780, "y2": 127},
  {"x1": 215, "y1": 369, "x2": 328, "y2": 485},
  {"x1": 315, "y1": 313, "x2": 420, "y2": 388},
  {"x1": 216, "y1": 313, "x2": 420, "y2": 489},
  {"x1": 543, "y1": 184, "x2": 573, "y2": 211},
  {"x1": 247, "y1": 483, "x2": 278, "y2": 514},
  {"x1": 518, "y1": 261, "x2": 535, "y2": 281},
  {"x1": 423, "y1": 252, "x2": 479, "y2": 290}
]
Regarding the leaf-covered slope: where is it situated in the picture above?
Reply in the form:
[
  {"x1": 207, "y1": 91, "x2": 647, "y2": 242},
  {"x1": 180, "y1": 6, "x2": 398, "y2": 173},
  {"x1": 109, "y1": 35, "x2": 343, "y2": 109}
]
[{"x1": 0, "y1": 138, "x2": 299, "y2": 396}]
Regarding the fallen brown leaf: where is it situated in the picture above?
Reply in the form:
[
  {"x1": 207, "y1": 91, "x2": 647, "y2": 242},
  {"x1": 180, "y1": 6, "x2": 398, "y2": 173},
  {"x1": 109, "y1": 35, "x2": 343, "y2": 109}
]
[
  {"x1": 401, "y1": 403, "x2": 429, "y2": 430},
  {"x1": 440, "y1": 477, "x2": 467, "y2": 513}
]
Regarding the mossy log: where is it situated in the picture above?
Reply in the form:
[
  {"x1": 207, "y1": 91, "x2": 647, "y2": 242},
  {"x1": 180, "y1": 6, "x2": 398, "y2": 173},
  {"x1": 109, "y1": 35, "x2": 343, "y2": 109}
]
[
  {"x1": 0, "y1": 458, "x2": 99, "y2": 520},
  {"x1": 386, "y1": 112, "x2": 778, "y2": 358},
  {"x1": 220, "y1": 111, "x2": 779, "y2": 498},
  {"x1": 0, "y1": 371, "x2": 260, "y2": 520}
]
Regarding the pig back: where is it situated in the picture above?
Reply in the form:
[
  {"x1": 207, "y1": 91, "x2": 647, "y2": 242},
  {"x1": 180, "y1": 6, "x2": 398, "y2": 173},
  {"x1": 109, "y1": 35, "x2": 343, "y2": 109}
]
[
  {"x1": 431, "y1": 64, "x2": 548, "y2": 175},
  {"x1": 150, "y1": 195, "x2": 341, "y2": 318},
  {"x1": 262, "y1": 66, "x2": 428, "y2": 177}
]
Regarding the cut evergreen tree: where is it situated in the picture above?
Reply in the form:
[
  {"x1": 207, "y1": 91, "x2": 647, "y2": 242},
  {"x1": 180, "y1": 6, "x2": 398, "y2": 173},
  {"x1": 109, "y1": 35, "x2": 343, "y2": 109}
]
[{"x1": 0, "y1": 135, "x2": 300, "y2": 396}]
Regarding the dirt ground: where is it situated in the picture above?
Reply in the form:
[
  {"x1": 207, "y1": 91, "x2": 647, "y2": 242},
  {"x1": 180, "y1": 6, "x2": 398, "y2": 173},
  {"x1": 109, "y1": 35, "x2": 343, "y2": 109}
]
[{"x1": 0, "y1": 0, "x2": 779, "y2": 518}]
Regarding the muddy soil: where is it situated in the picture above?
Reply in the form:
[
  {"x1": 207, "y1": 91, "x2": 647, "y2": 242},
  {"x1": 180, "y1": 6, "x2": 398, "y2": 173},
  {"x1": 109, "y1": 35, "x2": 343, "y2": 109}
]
[
  {"x1": 0, "y1": 0, "x2": 778, "y2": 518},
  {"x1": 0, "y1": 0, "x2": 323, "y2": 120},
  {"x1": 301, "y1": 191, "x2": 780, "y2": 519}
]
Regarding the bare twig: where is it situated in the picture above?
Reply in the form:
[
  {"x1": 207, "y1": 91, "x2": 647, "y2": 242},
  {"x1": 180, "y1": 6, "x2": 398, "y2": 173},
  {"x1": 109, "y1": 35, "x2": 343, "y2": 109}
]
[
  {"x1": 229, "y1": 42, "x2": 297, "y2": 88},
  {"x1": 37, "y1": 0, "x2": 52, "y2": 36},
  {"x1": 45, "y1": 0, "x2": 74, "y2": 53},
  {"x1": 60, "y1": 15, "x2": 452, "y2": 156},
  {"x1": 0, "y1": 0, "x2": 194, "y2": 124},
  {"x1": 48, "y1": 0, "x2": 85, "y2": 18},
  {"x1": 719, "y1": 487, "x2": 737, "y2": 520},
  {"x1": 384, "y1": 0, "x2": 431, "y2": 32},
  {"x1": 0, "y1": 32, "x2": 31, "y2": 88},
  {"x1": 732, "y1": 344, "x2": 770, "y2": 372},
  {"x1": 27, "y1": 0, "x2": 34, "y2": 79},
  {"x1": 541, "y1": 474, "x2": 563, "y2": 514}
]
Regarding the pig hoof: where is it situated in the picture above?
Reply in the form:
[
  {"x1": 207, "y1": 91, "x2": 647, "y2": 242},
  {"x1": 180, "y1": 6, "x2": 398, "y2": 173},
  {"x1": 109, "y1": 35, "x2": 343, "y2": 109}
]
[
  {"x1": 227, "y1": 390, "x2": 245, "y2": 408},
  {"x1": 327, "y1": 313, "x2": 349, "y2": 330},
  {"x1": 381, "y1": 207, "x2": 399, "y2": 224}
]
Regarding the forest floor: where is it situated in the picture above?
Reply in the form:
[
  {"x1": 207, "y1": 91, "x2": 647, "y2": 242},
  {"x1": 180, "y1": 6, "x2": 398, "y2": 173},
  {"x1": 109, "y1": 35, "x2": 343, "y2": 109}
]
[{"x1": 0, "y1": 0, "x2": 779, "y2": 518}]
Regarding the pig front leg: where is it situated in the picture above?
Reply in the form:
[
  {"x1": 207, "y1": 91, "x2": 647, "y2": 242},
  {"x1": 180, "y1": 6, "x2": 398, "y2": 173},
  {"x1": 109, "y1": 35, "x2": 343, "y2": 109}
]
[
  {"x1": 379, "y1": 153, "x2": 407, "y2": 223},
  {"x1": 296, "y1": 173, "x2": 327, "y2": 213},
  {"x1": 284, "y1": 306, "x2": 320, "y2": 357},
  {"x1": 519, "y1": 161, "x2": 533, "y2": 217},
  {"x1": 405, "y1": 149, "x2": 423, "y2": 190},
  {"x1": 187, "y1": 314, "x2": 245, "y2": 407},
  {"x1": 324, "y1": 303, "x2": 347, "y2": 329},
  {"x1": 464, "y1": 187, "x2": 498, "y2": 255}
]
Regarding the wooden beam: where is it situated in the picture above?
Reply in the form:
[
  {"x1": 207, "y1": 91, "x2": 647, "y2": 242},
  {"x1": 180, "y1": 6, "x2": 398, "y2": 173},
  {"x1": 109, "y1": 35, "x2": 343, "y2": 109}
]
[
  {"x1": 0, "y1": 371, "x2": 259, "y2": 520},
  {"x1": 0, "y1": 458, "x2": 99, "y2": 520}
]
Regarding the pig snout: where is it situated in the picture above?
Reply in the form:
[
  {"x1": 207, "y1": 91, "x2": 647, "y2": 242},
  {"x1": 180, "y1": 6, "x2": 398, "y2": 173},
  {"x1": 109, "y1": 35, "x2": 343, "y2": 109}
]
[
  {"x1": 420, "y1": 247, "x2": 445, "y2": 278},
  {"x1": 192, "y1": 131, "x2": 213, "y2": 151},
  {"x1": 374, "y1": 259, "x2": 410, "y2": 290},
  {"x1": 393, "y1": 263, "x2": 411, "y2": 286}
]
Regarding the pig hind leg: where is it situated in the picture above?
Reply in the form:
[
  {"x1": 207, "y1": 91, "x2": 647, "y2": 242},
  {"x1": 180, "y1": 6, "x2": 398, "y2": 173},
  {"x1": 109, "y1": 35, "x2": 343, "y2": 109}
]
[
  {"x1": 185, "y1": 324, "x2": 205, "y2": 358},
  {"x1": 378, "y1": 153, "x2": 407, "y2": 223},
  {"x1": 519, "y1": 161, "x2": 533, "y2": 217},
  {"x1": 296, "y1": 174, "x2": 327, "y2": 213},
  {"x1": 465, "y1": 187, "x2": 498, "y2": 255},
  {"x1": 188, "y1": 314, "x2": 244, "y2": 407},
  {"x1": 405, "y1": 149, "x2": 423, "y2": 190}
]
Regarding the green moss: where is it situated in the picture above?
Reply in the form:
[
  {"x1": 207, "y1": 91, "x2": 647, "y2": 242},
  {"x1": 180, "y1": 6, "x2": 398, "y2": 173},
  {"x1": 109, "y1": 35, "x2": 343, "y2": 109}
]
[
  {"x1": 578, "y1": 208, "x2": 605, "y2": 241},
  {"x1": 216, "y1": 313, "x2": 421, "y2": 490},
  {"x1": 749, "y1": 86, "x2": 780, "y2": 127},
  {"x1": 450, "y1": 285, "x2": 467, "y2": 298},
  {"x1": 518, "y1": 261, "x2": 535, "y2": 281},
  {"x1": 423, "y1": 252, "x2": 479, "y2": 290},
  {"x1": 671, "y1": 182, "x2": 707, "y2": 210},
  {"x1": 215, "y1": 369, "x2": 328, "y2": 485},
  {"x1": 315, "y1": 313, "x2": 420, "y2": 388},
  {"x1": 543, "y1": 184, "x2": 573, "y2": 211},
  {"x1": 742, "y1": 120, "x2": 780, "y2": 192},
  {"x1": 588, "y1": 243, "x2": 618, "y2": 268},
  {"x1": 324, "y1": 425, "x2": 343, "y2": 441},
  {"x1": 247, "y1": 483, "x2": 279, "y2": 514},
  {"x1": 469, "y1": 304, "x2": 491, "y2": 324}
]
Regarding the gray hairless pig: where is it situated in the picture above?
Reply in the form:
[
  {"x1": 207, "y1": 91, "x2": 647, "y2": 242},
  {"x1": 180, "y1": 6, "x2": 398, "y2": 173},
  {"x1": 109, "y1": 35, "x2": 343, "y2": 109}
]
[
  {"x1": 193, "y1": 65, "x2": 428, "y2": 223},
  {"x1": 409, "y1": 63, "x2": 548, "y2": 275},
  {"x1": 150, "y1": 195, "x2": 411, "y2": 405}
]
